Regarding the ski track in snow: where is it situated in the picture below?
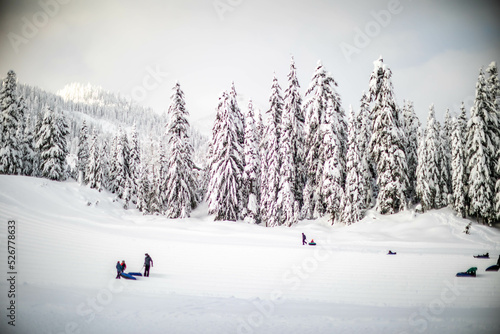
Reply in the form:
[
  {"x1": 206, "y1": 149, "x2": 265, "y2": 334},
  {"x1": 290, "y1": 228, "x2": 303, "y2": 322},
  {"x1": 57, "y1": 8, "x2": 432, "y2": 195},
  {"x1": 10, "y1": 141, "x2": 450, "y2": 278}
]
[{"x1": 0, "y1": 175, "x2": 499, "y2": 334}]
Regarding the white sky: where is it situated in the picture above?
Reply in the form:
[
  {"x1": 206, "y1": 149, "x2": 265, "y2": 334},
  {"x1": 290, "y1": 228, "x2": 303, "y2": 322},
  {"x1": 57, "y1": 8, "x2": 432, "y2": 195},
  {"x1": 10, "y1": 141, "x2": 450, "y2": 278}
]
[{"x1": 1, "y1": 0, "x2": 499, "y2": 134}]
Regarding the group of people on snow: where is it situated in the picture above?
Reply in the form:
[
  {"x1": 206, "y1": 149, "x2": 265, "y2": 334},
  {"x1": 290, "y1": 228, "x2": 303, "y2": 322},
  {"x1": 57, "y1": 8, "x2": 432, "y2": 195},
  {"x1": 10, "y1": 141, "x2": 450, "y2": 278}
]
[{"x1": 115, "y1": 253, "x2": 153, "y2": 278}]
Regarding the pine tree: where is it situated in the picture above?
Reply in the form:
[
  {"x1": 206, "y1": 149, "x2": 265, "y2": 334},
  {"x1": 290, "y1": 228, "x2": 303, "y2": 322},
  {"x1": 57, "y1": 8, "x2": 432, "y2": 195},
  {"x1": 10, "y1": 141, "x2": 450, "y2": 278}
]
[
  {"x1": 466, "y1": 68, "x2": 494, "y2": 223},
  {"x1": 437, "y1": 121, "x2": 451, "y2": 207},
  {"x1": 77, "y1": 120, "x2": 89, "y2": 184},
  {"x1": 368, "y1": 57, "x2": 408, "y2": 214},
  {"x1": 35, "y1": 105, "x2": 69, "y2": 181},
  {"x1": 260, "y1": 75, "x2": 283, "y2": 227},
  {"x1": 451, "y1": 115, "x2": 466, "y2": 217},
  {"x1": 283, "y1": 56, "x2": 305, "y2": 208},
  {"x1": 207, "y1": 92, "x2": 243, "y2": 221},
  {"x1": 495, "y1": 149, "x2": 500, "y2": 220},
  {"x1": 356, "y1": 91, "x2": 374, "y2": 208},
  {"x1": 129, "y1": 124, "x2": 141, "y2": 200},
  {"x1": 164, "y1": 82, "x2": 198, "y2": 218},
  {"x1": 229, "y1": 82, "x2": 245, "y2": 148},
  {"x1": 242, "y1": 100, "x2": 261, "y2": 224},
  {"x1": 20, "y1": 110, "x2": 35, "y2": 176},
  {"x1": 99, "y1": 139, "x2": 109, "y2": 192},
  {"x1": 137, "y1": 166, "x2": 151, "y2": 214},
  {"x1": 85, "y1": 131, "x2": 101, "y2": 189},
  {"x1": 402, "y1": 100, "x2": 421, "y2": 203},
  {"x1": 0, "y1": 70, "x2": 22, "y2": 174},
  {"x1": 114, "y1": 127, "x2": 131, "y2": 199},
  {"x1": 343, "y1": 107, "x2": 368, "y2": 225},
  {"x1": 302, "y1": 61, "x2": 346, "y2": 218},
  {"x1": 486, "y1": 62, "x2": 500, "y2": 222}
]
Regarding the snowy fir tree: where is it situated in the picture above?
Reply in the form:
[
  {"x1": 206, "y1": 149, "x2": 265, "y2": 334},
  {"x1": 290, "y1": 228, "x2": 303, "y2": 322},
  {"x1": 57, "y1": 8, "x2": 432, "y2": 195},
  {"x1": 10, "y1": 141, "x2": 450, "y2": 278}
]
[
  {"x1": 229, "y1": 82, "x2": 245, "y2": 148},
  {"x1": 451, "y1": 115, "x2": 466, "y2": 217},
  {"x1": 260, "y1": 75, "x2": 283, "y2": 227},
  {"x1": 466, "y1": 68, "x2": 494, "y2": 224},
  {"x1": 207, "y1": 91, "x2": 243, "y2": 221},
  {"x1": 113, "y1": 127, "x2": 131, "y2": 199},
  {"x1": 402, "y1": 100, "x2": 421, "y2": 203},
  {"x1": 129, "y1": 124, "x2": 141, "y2": 200},
  {"x1": 283, "y1": 56, "x2": 305, "y2": 209},
  {"x1": 342, "y1": 107, "x2": 368, "y2": 225},
  {"x1": 85, "y1": 131, "x2": 101, "y2": 190},
  {"x1": 278, "y1": 91, "x2": 297, "y2": 227},
  {"x1": 417, "y1": 105, "x2": 441, "y2": 211},
  {"x1": 242, "y1": 100, "x2": 260, "y2": 224},
  {"x1": 163, "y1": 82, "x2": 199, "y2": 218},
  {"x1": 35, "y1": 105, "x2": 69, "y2": 181},
  {"x1": 495, "y1": 150, "x2": 500, "y2": 221},
  {"x1": 368, "y1": 57, "x2": 408, "y2": 214},
  {"x1": 20, "y1": 109, "x2": 35, "y2": 176},
  {"x1": 0, "y1": 70, "x2": 22, "y2": 175},
  {"x1": 356, "y1": 91, "x2": 374, "y2": 208},
  {"x1": 152, "y1": 142, "x2": 168, "y2": 214},
  {"x1": 437, "y1": 121, "x2": 451, "y2": 207},
  {"x1": 98, "y1": 139, "x2": 109, "y2": 192},
  {"x1": 136, "y1": 166, "x2": 151, "y2": 214},
  {"x1": 486, "y1": 62, "x2": 500, "y2": 221},
  {"x1": 76, "y1": 120, "x2": 90, "y2": 184},
  {"x1": 302, "y1": 61, "x2": 345, "y2": 218}
]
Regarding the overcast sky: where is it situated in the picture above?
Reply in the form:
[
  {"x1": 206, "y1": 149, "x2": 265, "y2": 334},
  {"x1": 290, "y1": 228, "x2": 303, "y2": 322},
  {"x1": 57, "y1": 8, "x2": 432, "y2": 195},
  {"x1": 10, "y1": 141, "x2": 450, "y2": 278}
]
[{"x1": 1, "y1": 0, "x2": 499, "y2": 134}]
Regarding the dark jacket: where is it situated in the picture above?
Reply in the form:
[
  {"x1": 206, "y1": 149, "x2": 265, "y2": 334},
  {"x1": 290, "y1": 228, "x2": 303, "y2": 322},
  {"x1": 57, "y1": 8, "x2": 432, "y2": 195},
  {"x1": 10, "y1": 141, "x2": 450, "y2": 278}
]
[
  {"x1": 116, "y1": 262, "x2": 122, "y2": 272},
  {"x1": 145, "y1": 255, "x2": 153, "y2": 267}
]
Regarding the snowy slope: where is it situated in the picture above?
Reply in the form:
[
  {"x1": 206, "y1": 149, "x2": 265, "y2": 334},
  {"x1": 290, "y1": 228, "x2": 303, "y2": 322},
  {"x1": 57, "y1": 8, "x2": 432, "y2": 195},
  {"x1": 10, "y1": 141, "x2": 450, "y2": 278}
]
[{"x1": 0, "y1": 175, "x2": 499, "y2": 334}]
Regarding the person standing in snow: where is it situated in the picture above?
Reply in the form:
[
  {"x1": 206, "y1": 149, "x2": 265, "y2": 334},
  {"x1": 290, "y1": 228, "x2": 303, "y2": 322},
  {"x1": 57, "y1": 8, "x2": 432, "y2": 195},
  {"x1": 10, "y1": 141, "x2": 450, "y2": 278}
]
[
  {"x1": 144, "y1": 253, "x2": 153, "y2": 277},
  {"x1": 116, "y1": 261, "x2": 122, "y2": 279},
  {"x1": 497, "y1": 255, "x2": 500, "y2": 266},
  {"x1": 121, "y1": 260, "x2": 127, "y2": 273},
  {"x1": 302, "y1": 233, "x2": 307, "y2": 245}
]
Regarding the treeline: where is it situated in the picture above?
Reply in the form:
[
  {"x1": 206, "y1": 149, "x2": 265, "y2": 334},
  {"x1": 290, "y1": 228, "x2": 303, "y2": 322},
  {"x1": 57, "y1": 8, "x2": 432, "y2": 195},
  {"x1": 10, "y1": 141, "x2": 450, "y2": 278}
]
[{"x1": 1, "y1": 56, "x2": 499, "y2": 226}]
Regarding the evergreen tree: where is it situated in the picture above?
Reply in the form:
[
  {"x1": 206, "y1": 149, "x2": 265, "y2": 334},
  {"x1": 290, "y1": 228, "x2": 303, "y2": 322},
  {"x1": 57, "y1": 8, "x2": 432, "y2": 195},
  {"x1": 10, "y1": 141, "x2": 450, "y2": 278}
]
[
  {"x1": 0, "y1": 70, "x2": 22, "y2": 174},
  {"x1": 260, "y1": 75, "x2": 283, "y2": 227},
  {"x1": 207, "y1": 92, "x2": 243, "y2": 221},
  {"x1": 466, "y1": 68, "x2": 494, "y2": 223},
  {"x1": 402, "y1": 100, "x2": 421, "y2": 203},
  {"x1": 495, "y1": 149, "x2": 500, "y2": 220},
  {"x1": 85, "y1": 131, "x2": 101, "y2": 189},
  {"x1": 152, "y1": 142, "x2": 168, "y2": 214},
  {"x1": 164, "y1": 82, "x2": 198, "y2": 218},
  {"x1": 77, "y1": 120, "x2": 89, "y2": 184},
  {"x1": 451, "y1": 115, "x2": 466, "y2": 217},
  {"x1": 368, "y1": 57, "x2": 408, "y2": 214},
  {"x1": 35, "y1": 105, "x2": 69, "y2": 181},
  {"x1": 302, "y1": 61, "x2": 346, "y2": 218},
  {"x1": 242, "y1": 100, "x2": 261, "y2": 224},
  {"x1": 356, "y1": 91, "x2": 374, "y2": 208},
  {"x1": 99, "y1": 139, "x2": 109, "y2": 192},
  {"x1": 283, "y1": 56, "x2": 305, "y2": 208},
  {"x1": 486, "y1": 62, "x2": 500, "y2": 221},
  {"x1": 343, "y1": 107, "x2": 368, "y2": 225},
  {"x1": 114, "y1": 127, "x2": 131, "y2": 199},
  {"x1": 129, "y1": 124, "x2": 141, "y2": 200},
  {"x1": 437, "y1": 121, "x2": 451, "y2": 207},
  {"x1": 137, "y1": 166, "x2": 151, "y2": 214},
  {"x1": 20, "y1": 110, "x2": 35, "y2": 176},
  {"x1": 229, "y1": 82, "x2": 245, "y2": 148}
]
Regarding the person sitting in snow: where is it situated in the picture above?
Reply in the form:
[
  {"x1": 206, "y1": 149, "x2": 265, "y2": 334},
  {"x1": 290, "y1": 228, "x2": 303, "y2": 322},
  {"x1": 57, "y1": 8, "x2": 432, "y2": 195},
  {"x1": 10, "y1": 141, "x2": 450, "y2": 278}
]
[
  {"x1": 144, "y1": 253, "x2": 153, "y2": 277},
  {"x1": 121, "y1": 260, "x2": 127, "y2": 273},
  {"x1": 302, "y1": 233, "x2": 307, "y2": 245},
  {"x1": 116, "y1": 261, "x2": 122, "y2": 279}
]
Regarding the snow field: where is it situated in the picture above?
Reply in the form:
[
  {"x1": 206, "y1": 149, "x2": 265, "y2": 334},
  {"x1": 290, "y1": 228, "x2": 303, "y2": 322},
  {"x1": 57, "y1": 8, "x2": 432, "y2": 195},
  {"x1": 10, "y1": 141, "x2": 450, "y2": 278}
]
[{"x1": 0, "y1": 175, "x2": 499, "y2": 334}]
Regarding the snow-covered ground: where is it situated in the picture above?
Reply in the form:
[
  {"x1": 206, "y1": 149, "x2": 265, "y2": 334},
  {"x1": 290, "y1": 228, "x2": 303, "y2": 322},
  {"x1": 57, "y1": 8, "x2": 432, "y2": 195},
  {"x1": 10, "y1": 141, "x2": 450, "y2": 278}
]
[{"x1": 0, "y1": 175, "x2": 499, "y2": 334}]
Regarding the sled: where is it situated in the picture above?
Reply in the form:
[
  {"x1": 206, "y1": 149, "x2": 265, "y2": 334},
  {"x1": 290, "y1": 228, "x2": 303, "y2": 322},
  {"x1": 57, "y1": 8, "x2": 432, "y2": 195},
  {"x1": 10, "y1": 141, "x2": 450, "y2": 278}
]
[
  {"x1": 485, "y1": 265, "x2": 499, "y2": 272},
  {"x1": 473, "y1": 254, "x2": 489, "y2": 259},
  {"x1": 121, "y1": 272, "x2": 137, "y2": 280},
  {"x1": 128, "y1": 272, "x2": 143, "y2": 276},
  {"x1": 456, "y1": 267, "x2": 477, "y2": 277},
  {"x1": 308, "y1": 242, "x2": 316, "y2": 246}
]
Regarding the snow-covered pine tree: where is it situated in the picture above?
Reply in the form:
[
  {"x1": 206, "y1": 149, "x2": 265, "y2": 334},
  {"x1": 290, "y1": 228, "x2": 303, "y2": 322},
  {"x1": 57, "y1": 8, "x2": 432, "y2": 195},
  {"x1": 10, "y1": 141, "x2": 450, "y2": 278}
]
[
  {"x1": 283, "y1": 56, "x2": 305, "y2": 209},
  {"x1": 451, "y1": 115, "x2": 466, "y2": 217},
  {"x1": 278, "y1": 93, "x2": 297, "y2": 227},
  {"x1": 129, "y1": 124, "x2": 141, "y2": 200},
  {"x1": 136, "y1": 165, "x2": 151, "y2": 214},
  {"x1": 343, "y1": 107, "x2": 368, "y2": 225},
  {"x1": 242, "y1": 100, "x2": 261, "y2": 224},
  {"x1": 486, "y1": 62, "x2": 500, "y2": 221},
  {"x1": 207, "y1": 92, "x2": 243, "y2": 221},
  {"x1": 163, "y1": 82, "x2": 198, "y2": 218},
  {"x1": 368, "y1": 57, "x2": 408, "y2": 214},
  {"x1": 18, "y1": 98, "x2": 34, "y2": 176},
  {"x1": 356, "y1": 91, "x2": 374, "y2": 208},
  {"x1": 319, "y1": 97, "x2": 346, "y2": 223},
  {"x1": 260, "y1": 75, "x2": 283, "y2": 227},
  {"x1": 466, "y1": 68, "x2": 494, "y2": 224},
  {"x1": 495, "y1": 149, "x2": 500, "y2": 221},
  {"x1": 114, "y1": 127, "x2": 131, "y2": 199},
  {"x1": 418, "y1": 104, "x2": 441, "y2": 211},
  {"x1": 76, "y1": 120, "x2": 89, "y2": 184},
  {"x1": 85, "y1": 131, "x2": 101, "y2": 189},
  {"x1": 0, "y1": 70, "x2": 22, "y2": 175},
  {"x1": 402, "y1": 100, "x2": 421, "y2": 204},
  {"x1": 99, "y1": 139, "x2": 109, "y2": 192},
  {"x1": 35, "y1": 105, "x2": 69, "y2": 181},
  {"x1": 437, "y1": 121, "x2": 451, "y2": 207},
  {"x1": 302, "y1": 61, "x2": 346, "y2": 218}
]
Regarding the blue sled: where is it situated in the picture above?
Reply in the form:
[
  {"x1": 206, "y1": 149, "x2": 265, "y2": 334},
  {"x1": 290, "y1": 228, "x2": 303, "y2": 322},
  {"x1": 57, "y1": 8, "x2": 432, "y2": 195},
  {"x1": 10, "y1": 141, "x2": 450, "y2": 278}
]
[
  {"x1": 456, "y1": 272, "x2": 475, "y2": 277},
  {"x1": 486, "y1": 265, "x2": 499, "y2": 272},
  {"x1": 128, "y1": 272, "x2": 143, "y2": 276},
  {"x1": 121, "y1": 272, "x2": 137, "y2": 280}
]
